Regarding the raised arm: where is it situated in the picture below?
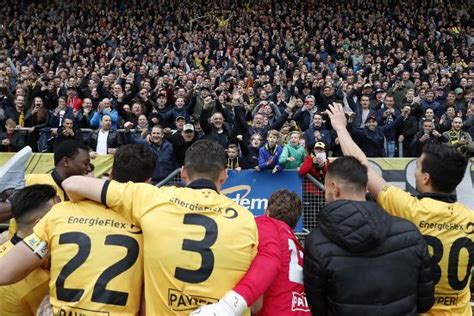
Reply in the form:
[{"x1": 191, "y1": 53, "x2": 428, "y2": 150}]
[{"x1": 327, "y1": 103, "x2": 387, "y2": 199}]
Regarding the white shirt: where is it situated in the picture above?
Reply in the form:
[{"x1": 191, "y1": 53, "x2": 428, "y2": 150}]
[{"x1": 96, "y1": 129, "x2": 109, "y2": 155}]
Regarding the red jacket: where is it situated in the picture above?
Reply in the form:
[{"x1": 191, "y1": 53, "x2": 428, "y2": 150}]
[{"x1": 298, "y1": 155, "x2": 330, "y2": 195}]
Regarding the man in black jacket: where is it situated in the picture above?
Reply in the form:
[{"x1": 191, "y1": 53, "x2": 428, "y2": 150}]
[{"x1": 303, "y1": 156, "x2": 434, "y2": 316}]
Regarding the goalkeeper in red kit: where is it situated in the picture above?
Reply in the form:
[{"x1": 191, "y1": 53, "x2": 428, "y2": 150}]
[{"x1": 192, "y1": 189, "x2": 311, "y2": 316}]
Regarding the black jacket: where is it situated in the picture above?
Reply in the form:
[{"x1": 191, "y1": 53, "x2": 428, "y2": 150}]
[{"x1": 303, "y1": 200, "x2": 434, "y2": 316}]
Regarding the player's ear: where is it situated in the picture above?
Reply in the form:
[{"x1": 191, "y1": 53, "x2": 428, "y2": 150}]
[
  {"x1": 180, "y1": 166, "x2": 189, "y2": 184},
  {"x1": 217, "y1": 168, "x2": 228, "y2": 187}
]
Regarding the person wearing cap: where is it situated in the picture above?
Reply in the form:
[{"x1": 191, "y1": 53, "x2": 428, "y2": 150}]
[
  {"x1": 169, "y1": 123, "x2": 198, "y2": 166},
  {"x1": 454, "y1": 88, "x2": 467, "y2": 114},
  {"x1": 349, "y1": 112, "x2": 402, "y2": 157},
  {"x1": 158, "y1": 97, "x2": 193, "y2": 129},
  {"x1": 298, "y1": 141, "x2": 331, "y2": 230}
]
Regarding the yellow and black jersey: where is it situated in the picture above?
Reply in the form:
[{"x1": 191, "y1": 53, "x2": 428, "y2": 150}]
[
  {"x1": 9, "y1": 171, "x2": 67, "y2": 236},
  {"x1": 377, "y1": 185, "x2": 474, "y2": 315},
  {"x1": 27, "y1": 200, "x2": 143, "y2": 316},
  {"x1": 0, "y1": 235, "x2": 49, "y2": 316},
  {"x1": 102, "y1": 179, "x2": 258, "y2": 315}
]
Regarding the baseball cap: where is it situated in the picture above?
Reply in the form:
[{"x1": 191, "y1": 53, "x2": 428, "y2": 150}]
[
  {"x1": 314, "y1": 142, "x2": 326, "y2": 149},
  {"x1": 375, "y1": 88, "x2": 385, "y2": 94},
  {"x1": 363, "y1": 83, "x2": 373, "y2": 89},
  {"x1": 455, "y1": 88, "x2": 463, "y2": 95},
  {"x1": 367, "y1": 114, "x2": 377, "y2": 122},
  {"x1": 183, "y1": 124, "x2": 194, "y2": 132},
  {"x1": 176, "y1": 115, "x2": 185, "y2": 121}
]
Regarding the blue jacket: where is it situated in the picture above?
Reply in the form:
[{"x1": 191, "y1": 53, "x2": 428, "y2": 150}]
[
  {"x1": 131, "y1": 138, "x2": 177, "y2": 182},
  {"x1": 258, "y1": 143, "x2": 283, "y2": 171},
  {"x1": 90, "y1": 108, "x2": 120, "y2": 130},
  {"x1": 304, "y1": 126, "x2": 332, "y2": 149},
  {"x1": 349, "y1": 125, "x2": 395, "y2": 157}
]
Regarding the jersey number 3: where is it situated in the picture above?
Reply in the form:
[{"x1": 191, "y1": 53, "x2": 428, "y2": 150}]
[
  {"x1": 175, "y1": 214, "x2": 218, "y2": 283},
  {"x1": 56, "y1": 232, "x2": 139, "y2": 306}
]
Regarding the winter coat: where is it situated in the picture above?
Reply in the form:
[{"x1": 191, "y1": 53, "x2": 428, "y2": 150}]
[{"x1": 303, "y1": 200, "x2": 434, "y2": 316}]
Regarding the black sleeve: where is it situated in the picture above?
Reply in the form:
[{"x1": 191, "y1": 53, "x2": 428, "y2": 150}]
[
  {"x1": 416, "y1": 233, "x2": 435, "y2": 313},
  {"x1": 303, "y1": 236, "x2": 328, "y2": 316}
]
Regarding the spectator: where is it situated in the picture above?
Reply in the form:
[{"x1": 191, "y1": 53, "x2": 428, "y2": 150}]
[
  {"x1": 130, "y1": 125, "x2": 177, "y2": 183},
  {"x1": 0, "y1": 119, "x2": 26, "y2": 152},
  {"x1": 349, "y1": 114, "x2": 401, "y2": 157},
  {"x1": 303, "y1": 112, "x2": 331, "y2": 149},
  {"x1": 442, "y1": 117, "x2": 474, "y2": 157},
  {"x1": 90, "y1": 98, "x2": 119, "y2": 130},
  {"x1": 397, "y1": 104, "x2": 418, "y2": 157},
  {"x1": 241, "y1": 133, "x2": 263, "y2": 170},
  {"x1": 24, "y1": 96, "x2": 52, "y2": 152},
  {"x1": 298, "y1": 141, "x2": 331, "y2": 230},
  {"x1": 226, "y1": 144, "x2": 242, "y2": 171},
  {"x1": 257, "y1": 130, "x2": 283, "y2": 174},
  {"x1": 168, "y1": 123, "x2": 198, "y2": 166},
  {"x1": 413, "y1": 120, "x2": 447, "y2": 156},
  {"x1": 53, "y1": 117, "x2": 83, "y2": 151},
  {"x1": 89, "y1": 114, "x2": 121, "y2": 156},
  {"x1": 303, "y1": 156, "x2": 434, "y2": 315},
  {"x1": 4, "y1": 95, "x2": 25, "y2": 127},
  {"x1": 279, "y1": 131, "x2": 306, "y2": 170}
]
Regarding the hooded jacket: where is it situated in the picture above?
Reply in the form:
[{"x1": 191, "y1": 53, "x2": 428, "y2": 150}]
[{"x1": 303, "y1": 200, "x2": 434, "y2": 316}]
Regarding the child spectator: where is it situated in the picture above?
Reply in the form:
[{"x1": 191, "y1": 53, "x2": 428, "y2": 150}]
[
  {"x1": 279, "y1": 131, "x2": 306, "y2": 170},
  {"x1": 226, "y1": 144, "x2": 242, "y2": 171},
  {"x1": 0, "y1": 119, "x2": 26, "y2": 152},
  {"x1": 241, "y1": 133, "x2": 262, "y2": 169},
  {"x1": 257, "y1": 130, "x2": 283, "y2": 173}
]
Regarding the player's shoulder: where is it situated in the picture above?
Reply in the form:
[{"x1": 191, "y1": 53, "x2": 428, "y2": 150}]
[{"x1": 26, "y1": 173, "x2": 53, "y2": 184}]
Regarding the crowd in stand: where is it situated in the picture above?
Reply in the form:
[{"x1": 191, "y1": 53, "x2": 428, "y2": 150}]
[{"x1": 0, "y1": 0, "x2": 473, "y2": 181}]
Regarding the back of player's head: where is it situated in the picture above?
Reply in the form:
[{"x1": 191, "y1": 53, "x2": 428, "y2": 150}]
[
  {"x1": 421, "y1": 143, "x2": 468, "y2": 194},
  {"x1": 53, "y1": 140, "x2": 89, "y2": 166},
  {"x1": 184, "y1": 140, "x2": 226, "y2": 182},
  {"x1": 327, "y1": 156, "x2": 368, "y2": 192},
  {"x1": 10, "y1": 184, "x2": 57, "y2": 225},
  {"x1": 267, "y1": 189, "x2": 302, "y2": 229},
  {"x1": 111, "y1": 144, "x2": 157, "y2": 183}
]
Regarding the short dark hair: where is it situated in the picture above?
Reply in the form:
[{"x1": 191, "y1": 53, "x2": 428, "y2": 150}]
[
  {"x1": 111, "y1": 144, "x2": 156, "y2": 183},
  {"x1": 53, "y1": 140, "x2": 89, "y2": 166},
  {"x1": 184, "y1": 140, "x2": 226, "y2": 182},
  {"x1": 327, "y1": 156, "x2": 368, "y2": 192},
  {"x1": 267, "y1": 189, "x2": 302, "y2": 229},
  {"x1": 10, "y1": 184, "x2": 57, "y2": 222},
  {"x1": 421, "y1": 143, "x2": 468, "y2": 194}
]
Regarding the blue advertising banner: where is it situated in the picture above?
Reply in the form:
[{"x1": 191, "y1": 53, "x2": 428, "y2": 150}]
[{"x1": 221, "y1": 170, "x2": 304, "y2": 231}]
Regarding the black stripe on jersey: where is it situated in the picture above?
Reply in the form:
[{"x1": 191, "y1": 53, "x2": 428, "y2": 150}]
[
  {"x1": 101, "y1": 180, "x2": 111, "y2": 206},
  {"x1": 10, "y1": 233, "x2": 22, "y2": 245},
  {"x1": 51, "y1": 169, "x2": 69, "y2": 201}
]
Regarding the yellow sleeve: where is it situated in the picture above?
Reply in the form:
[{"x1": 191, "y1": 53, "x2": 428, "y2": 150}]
[
  {"x1": 376, "y1": 184, "x2": 417, "y2": 221},
  {"x1": 103, "y1": 180, "x2": 156, "y2": 226}
]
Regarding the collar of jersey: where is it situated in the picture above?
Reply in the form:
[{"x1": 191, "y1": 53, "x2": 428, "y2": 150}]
[
  {"x1": 187, "y1": 179, "x2": 218, "y2": 192},
  {"x1": 51, "y1": 168, "x2": 69, "y2": 201},
  {"x1": 416, "y1": 192, "x2": 457, "y2": 203}
]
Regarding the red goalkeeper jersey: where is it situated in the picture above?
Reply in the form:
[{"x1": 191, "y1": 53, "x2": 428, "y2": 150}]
[{"x1": 235, "y1": 216, "x2": 311, "y2": 315}]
